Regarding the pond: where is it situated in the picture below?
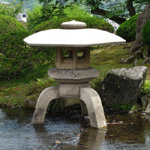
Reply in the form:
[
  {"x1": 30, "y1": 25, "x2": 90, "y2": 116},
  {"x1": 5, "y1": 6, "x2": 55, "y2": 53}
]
[{"x1": 0, "y1": 108, "x2": 150, "y2": 150}]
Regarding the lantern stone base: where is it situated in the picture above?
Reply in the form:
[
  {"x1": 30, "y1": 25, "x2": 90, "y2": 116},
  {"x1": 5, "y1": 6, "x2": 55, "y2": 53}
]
[
  {"x1": 32, "y1": 67, "x2": 107, "y2": 129},
  {"x1": 32, "y1": 85, "x2": 107, "y2": 129},
  {"x1": 58, "y1": 83, "x2": 90, "y2": 98}
]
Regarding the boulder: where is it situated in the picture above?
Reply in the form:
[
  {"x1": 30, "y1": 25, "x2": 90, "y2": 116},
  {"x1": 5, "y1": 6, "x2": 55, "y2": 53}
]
[
  {"x1": 99, "y1": 66, "x2": 147, "y2": 108},
  {"x1": 145, "y1": 103, "x2": 150, "y2": 113},
  {"x1": 141, "y1": 93, "x2": 150, "y2": 113}
]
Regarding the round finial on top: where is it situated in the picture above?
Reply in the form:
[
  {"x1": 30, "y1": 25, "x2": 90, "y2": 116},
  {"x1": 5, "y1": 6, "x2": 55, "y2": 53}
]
[{"x1": 61, "y1": 20, "x2": 86, "y2": 29}]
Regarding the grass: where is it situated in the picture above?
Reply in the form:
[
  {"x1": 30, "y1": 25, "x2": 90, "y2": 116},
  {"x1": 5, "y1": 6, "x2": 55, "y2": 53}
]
[
  {"x1": 141, "y1": 80, "x2": 150, "y2": 94},
  {"x1": 0, "y1": 43, "x2": 150, "y2": 108},
  {"x1": 0, "y1": 77, "x2": 57, "y2": 108},
  {"x1": 91, "y1": 44, "x2": 135, "y2": 72}
]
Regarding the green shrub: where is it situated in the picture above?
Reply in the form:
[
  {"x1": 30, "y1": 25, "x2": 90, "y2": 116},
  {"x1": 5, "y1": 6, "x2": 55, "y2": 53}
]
[
  {"x1": 0, "y1": 32, "x2": 55, "y2": 81},
  {"x1": 142, "y1": 21, "x2": 150, "y2": 45},
  {"x1": 31, "y1": 16, "x2": 114, "y2": 34},
  {"x1": 0, "y1": 15, "x2": 56, "y2": 81},
  {"x1": 116, "y1": 14, "x2": 139, "y2": 42},
  {"x1": 0, "y1": 14, "x2": 27, "y2": 34},
  {"x1": 141, "y1": 80, "x2": 150, "y2": 94},
  {"x1": 28, "y1": 4, "x2": 113, "y2": 33}
]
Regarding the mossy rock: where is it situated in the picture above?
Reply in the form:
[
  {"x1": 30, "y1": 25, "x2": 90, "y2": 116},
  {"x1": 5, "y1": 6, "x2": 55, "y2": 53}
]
[
  {"x1": 142, "y1": 21, "x2": 150, "y2": 45},
  {"x1": 31, "y1": 16, "x2": 114, "y2": 34},
  {"x1": 0, "y1": 14, "x2": 27, "y2": 34},
  {"x1": 116, "y1": 14, "x2": 139, "y2": 42}
]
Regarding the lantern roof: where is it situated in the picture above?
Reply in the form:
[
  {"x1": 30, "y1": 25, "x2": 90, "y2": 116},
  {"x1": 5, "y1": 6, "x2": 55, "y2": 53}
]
[{"x1": 24, "y1": 20, "x2": 126, "y2": 47}]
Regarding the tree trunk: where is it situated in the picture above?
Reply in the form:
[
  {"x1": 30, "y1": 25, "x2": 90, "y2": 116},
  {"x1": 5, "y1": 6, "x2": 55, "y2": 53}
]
[
  {"x1": 126, "y1": 0, "x2": 136, "y2": 17},
  {"x1": 130, "y1": 5, "x2": 150, "y2": 54},
  {"x1": 91, "y1": 8, "x2": 126, "y2": 24}
]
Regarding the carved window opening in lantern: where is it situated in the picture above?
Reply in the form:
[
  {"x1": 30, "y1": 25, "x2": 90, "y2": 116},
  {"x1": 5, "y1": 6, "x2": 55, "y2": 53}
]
[{"x1": 56, "y1": 47, "x2": 90, "y2": 70}]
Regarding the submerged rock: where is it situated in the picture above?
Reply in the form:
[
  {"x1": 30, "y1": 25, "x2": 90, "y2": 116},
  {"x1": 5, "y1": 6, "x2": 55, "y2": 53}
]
[{"x1": 99, "y1": 66, "x2": 147, "y2": 108}]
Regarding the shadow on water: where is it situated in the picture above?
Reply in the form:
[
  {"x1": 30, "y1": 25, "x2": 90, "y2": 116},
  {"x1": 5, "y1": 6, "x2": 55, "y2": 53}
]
[{"x1": 1, "y1": 108, "x2": 150, "y2": 150}]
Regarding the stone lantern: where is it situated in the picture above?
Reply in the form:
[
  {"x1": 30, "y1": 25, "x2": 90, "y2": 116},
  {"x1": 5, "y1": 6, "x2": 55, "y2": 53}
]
[{"x1": 24, "y1": 20, "x2": 126, "y2": 129}]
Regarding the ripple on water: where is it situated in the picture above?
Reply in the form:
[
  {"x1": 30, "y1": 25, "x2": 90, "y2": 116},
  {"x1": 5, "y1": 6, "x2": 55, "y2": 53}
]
[{"x1": 1, "y1": 108, "x2": 150, "y2": 150}]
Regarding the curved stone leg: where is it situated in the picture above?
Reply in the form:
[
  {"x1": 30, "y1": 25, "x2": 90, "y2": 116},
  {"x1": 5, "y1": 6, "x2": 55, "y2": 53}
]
[
  {"x1": 32, "y1": 86, "x2": 59, "y2": 124},
  {"x1": 80, "y1": 88, "x2": 107, "y2": 129}
]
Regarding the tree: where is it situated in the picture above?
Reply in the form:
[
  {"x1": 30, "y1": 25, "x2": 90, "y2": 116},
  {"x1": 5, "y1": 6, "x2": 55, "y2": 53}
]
[
  {"x1": 130, "y1": 4, "x2": 150, "y2": 54},
  {"x1": 84, "y1": 0, "x2": 149, "y2": 24},
  {"x1": 0, "y1": 3, "x2": 22, "y2": 17},
  {"x1": 126, "y1": 0, "x2": 135, "y2": 16},
  {"x1": 38, "y1": 0, "x2": 69, "y2": 22},
  {"x1": 27, "y1": 5, "x2": 42, "y2": 30}
]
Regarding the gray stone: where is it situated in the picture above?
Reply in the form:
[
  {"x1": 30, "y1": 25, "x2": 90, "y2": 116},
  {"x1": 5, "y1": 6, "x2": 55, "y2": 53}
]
[
  {"x1": 142, "y1": 57, "x2": 150, "y2": 64},
  {"x1": 145, "y1": 103, "x2": 150, "y2": 113},
  {"x1": 141, "y1": 94, "x2": 148, "y2": 111},
  {"x1": 120, "y1": 55, "x2": 135, "y2": 64},
  {"x1": 99, "y1": 66, "x2": 147, "y2": 108},
  {"x1": 32, "y1": 86, "x2": 107, "y2": 129},
  {"x1": 32, "y1": 86, "x2": 59, "y2": 124},
  {"x1": 80, "y1": 88, "x2": 107, "y2": 129},
  {"x1": 141, "y1": 93, "x2": 150, "y2": 112},
  {"x1": 48, "y1": 68, "x2": 99, "y2": 83},
  {"x1": 59, "y1": 83, "x2": 90, "y2": 98},
  {"x1": 61, "y1": 20, "x2": 86, "y2": 29}
]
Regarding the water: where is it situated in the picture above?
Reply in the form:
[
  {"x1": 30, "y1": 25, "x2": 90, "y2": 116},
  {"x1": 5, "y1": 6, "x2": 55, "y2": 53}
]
[{"x1": 1, "y1": 108, "x2": 150, "y2": 150}]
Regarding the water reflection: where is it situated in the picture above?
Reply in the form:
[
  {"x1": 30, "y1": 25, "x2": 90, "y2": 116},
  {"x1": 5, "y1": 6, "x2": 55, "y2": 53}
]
[
  {"x1": 1, "y1": 108, "x2": 150, "y2": 150},
  {"x1": 77, "y1": 128, "x2": 107, "y2": 150},
  {"x1": 106, "y1": 114, "x2": 145, "y2": 144}
]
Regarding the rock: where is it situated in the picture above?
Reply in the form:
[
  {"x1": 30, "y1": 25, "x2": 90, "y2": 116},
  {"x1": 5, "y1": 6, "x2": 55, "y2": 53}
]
[
  {"x1": 142, "y1": 57, "x2": 150, "y2": 64},
  {"x1": 120, "y1": 55, "x2": 135, "y2": 64},
  {"x1": 99, "y1": 66, "x2": 147, "y2": 108},
  {"x1": 28, "y1": 99, "x2": 36, "y2": 108},
  {"x1": 141, "y1": 93, "x2": 150, "y2": 112},
  {"x1": 141, "y1": 94, "x2": 149, "y2": 110},
  {"x1": 145, "y1": 103, "x2": 150, "y2": 113},
  {"x1": 23, "y1": 98, "x2": 36, "y2": 108},
  {"x1": 55, "y1": 140, "x2": 61, "y2": 144}
]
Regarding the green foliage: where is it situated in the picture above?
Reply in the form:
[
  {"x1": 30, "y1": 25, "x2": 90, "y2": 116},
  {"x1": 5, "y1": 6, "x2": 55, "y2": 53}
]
[
  {"x1": 112, "y1": 104, "x2": 132, "y2": 111},
  {"x1": 116, "y1": 14, "x2": 139, "y2": 42},
  {"x1": 0, "y1": 3, "x2": 22, "y2": 18},
  {"x1": 105, "y1": 0, "x2": 128, "y2": 19},
  {"x1": 0, "y1": 14, "x2": 26, "y2": 34},
  {"x1": 85, "y1": 0, "x2": 147, "y2": 19},
  {"x1": 48, "y1": 98, "x2": 65, "y2": 113},
  {"x1": 36, "y1": 78, "x2": 56, "y2": 87},
  {"x1": 41, "y1": 2, "x2": 66, "y2": 22},
  {"x1": 0, "y1": 31, "x2": 56, "y2": 80},
  {"x1": 142, "y1": 21, "x2": 150, "y2": 45},
  {"x1": 28, "y1": 4, "x2": 113, "y2": 32},
  {"x1": 141, "y1": 80, "x2": 150, "y2": 94},
  {"x1": 31, "y1": 15, "x2": 114, "y2": 34},
  {"x1": 27, "y1": 5, "x2": 42, "y2": 31},
  {"x1": 28, "y1": 0, "x2": 68, "y2": 30},
  {"x1": 3, "y1": 0, "x2": 41, "y2": 12},
  {"x1": 27, "y1": 3, "x2": 66, "y2": 31},
  {"x1": 64, "y1": 4, "x2": 91, "y2": 18},
  {"x1": 0, "y1": 15, "x2": 55, "y2": 81}
]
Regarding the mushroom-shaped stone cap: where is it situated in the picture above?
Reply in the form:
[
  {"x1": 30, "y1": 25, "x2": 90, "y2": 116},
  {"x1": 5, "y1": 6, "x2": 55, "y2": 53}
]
[
  {"x1": 61, "y1": 20, "x2": 86, "y2": 29},
  {"x1": 24, "y1": 20, "x2": 126, "y2": 47}
]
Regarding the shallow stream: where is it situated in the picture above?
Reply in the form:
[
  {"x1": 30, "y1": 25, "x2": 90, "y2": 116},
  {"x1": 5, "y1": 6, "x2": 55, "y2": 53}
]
[{"x1": 1, "y1": 108, "x2": 150, "y2": 150}]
